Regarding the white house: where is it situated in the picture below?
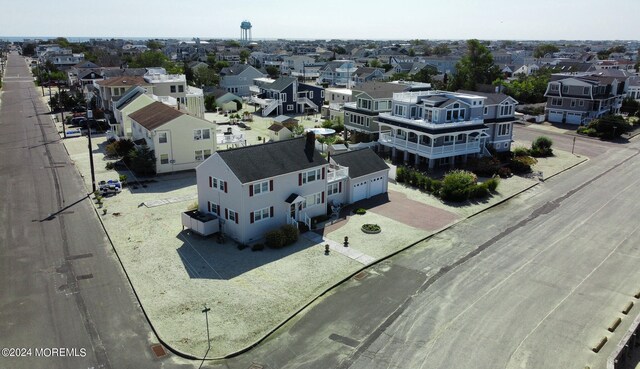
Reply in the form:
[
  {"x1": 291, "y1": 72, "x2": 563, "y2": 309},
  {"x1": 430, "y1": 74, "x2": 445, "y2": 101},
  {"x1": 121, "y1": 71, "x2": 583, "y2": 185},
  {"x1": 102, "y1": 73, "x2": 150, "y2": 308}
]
[
  {"x1": 191, "y1": 135, "x2": 389, "y2": 244},
  {"x1": 113, "y1": 86, "x2": 155, "y2": 138},
  {"x1": 268, "y1": 124, "x2": 293, "y2": 142},
  {"x1": 129, "y1": 101, "x2": 216, "y2": 174}
]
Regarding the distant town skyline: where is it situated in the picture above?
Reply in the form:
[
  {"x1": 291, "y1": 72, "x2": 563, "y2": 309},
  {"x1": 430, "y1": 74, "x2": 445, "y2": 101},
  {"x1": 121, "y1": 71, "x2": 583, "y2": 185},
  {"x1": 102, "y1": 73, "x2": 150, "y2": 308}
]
[{"x1": 3, "y1": 0, "x2": 640, "y2": 41}]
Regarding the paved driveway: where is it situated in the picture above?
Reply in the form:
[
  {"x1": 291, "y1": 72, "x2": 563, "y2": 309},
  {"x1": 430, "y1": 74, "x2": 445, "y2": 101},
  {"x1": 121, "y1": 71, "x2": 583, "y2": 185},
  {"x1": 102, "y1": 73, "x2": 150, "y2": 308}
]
[{"x1": 368, "y1": 190, "x2": 460, "y2": 230}]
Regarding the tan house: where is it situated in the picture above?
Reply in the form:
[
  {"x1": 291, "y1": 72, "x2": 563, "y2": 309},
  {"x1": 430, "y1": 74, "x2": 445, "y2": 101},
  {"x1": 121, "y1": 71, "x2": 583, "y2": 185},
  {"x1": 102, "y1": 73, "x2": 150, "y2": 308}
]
[
  {"x1": 129, "y1": 102, "x2": 216, "y2": 174},
  {"x1": 267, "y1": 124, "x2": 293, "y2": 142}
]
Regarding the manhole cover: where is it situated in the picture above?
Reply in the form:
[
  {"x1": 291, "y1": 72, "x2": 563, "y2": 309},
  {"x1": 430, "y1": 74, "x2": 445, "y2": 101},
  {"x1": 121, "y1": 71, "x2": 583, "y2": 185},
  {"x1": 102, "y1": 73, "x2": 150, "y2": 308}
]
[
  {"x1": 354, "y1": 271, "x2": 368, "y2": 281},
  {"x1": 151, "y1": 344, "x2": 167, "y2": 358}
]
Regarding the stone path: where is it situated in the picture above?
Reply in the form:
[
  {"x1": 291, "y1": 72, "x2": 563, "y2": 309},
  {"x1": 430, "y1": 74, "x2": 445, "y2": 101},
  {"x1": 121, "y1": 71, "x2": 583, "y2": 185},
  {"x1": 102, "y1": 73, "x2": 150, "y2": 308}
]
[
  {"x1": 303, "y1": 231, "x2": 376, "y2": 265},
  {"x1": 144, "y1": 194, "x2": 197, "y2": 208}
]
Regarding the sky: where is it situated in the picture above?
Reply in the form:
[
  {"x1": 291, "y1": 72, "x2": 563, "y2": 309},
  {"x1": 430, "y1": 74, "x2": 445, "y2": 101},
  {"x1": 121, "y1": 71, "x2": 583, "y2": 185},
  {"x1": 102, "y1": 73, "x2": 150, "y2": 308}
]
[{"x1": 1, "y1": 0, "x2": 639, "y2": 41}]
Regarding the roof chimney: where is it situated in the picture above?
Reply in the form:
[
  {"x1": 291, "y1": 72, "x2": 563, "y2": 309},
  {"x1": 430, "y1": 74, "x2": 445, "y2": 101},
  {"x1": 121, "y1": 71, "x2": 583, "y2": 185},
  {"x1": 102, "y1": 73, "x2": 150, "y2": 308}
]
[{"x1": 305, "y1": 131, "x2": 316, "y2": 159}]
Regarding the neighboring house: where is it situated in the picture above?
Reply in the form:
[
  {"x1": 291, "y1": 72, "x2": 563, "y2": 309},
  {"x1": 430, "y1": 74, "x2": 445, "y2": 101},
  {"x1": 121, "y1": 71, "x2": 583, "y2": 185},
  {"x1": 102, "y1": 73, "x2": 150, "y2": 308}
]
[
  {"x1": 343, "y1": 82, "x2": 409, "y2": 138},
  {"x1": 66, "y1": 61, "x2": 101, "y2": 88},
  {"x1": 256, "y1": 77, "x2": 324, "y2": 116},
  {"x1": 273, "y1": 115, "x2": 299, "y2": 129},
  {"x1": 205, "y1": 88, "x2": 242, "y2": 112},
  {"x1": 129, "y1": 101, "x2": 216, "y2": 174},
  {"x1": 268, "y1": 124, "x2": 293, "y2": 142},
  {"x1": 458, "y1": 90, "x2": 518, "y2": 152},
  {"x1": 219, "y1": 64, "x2": 266, "y2": 97},
  {"x1": 94, "y1": 76, "x2": 153, "y2": 112},
  {"x1": 544, "y1": 72, "x2": 628, "y2": 125},
  {"x1": 353, "y1": 67, "x2": 386, "y2": 85},
  {"x1": 192, "y1": 136, "x2": 389, "y2": 244},
  {"x1": 626, "y1": 76, "x2": 640, "y2": 102},
  {"x1": 143, "y1": 69, "x2": 205, "y2": 118},
  {"x1": 317, "y1": 60, "x2": 357, "y2": 87},
  {"x1": 376, "y1": 90, "x2": 514, "y2": 169},
  {"x1": 322, "y1": 87, "x2": 353, "y2": 121},
  {"x1": 113, "y1": 86, "x2": 155, "y2": 138}
]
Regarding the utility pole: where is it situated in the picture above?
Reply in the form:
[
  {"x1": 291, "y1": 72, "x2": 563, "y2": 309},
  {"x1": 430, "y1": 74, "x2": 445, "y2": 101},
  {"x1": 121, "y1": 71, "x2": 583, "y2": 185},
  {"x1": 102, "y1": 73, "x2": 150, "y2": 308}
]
[
  {"x1": 87, "y1": 98, "x2": 97, "y2": 193},
  {"x1": 199, "y1": 305, "x2": 212, "y2": 369},
  {"x1": 571, "y1": 136, "x2": 576, "y2": 155}
]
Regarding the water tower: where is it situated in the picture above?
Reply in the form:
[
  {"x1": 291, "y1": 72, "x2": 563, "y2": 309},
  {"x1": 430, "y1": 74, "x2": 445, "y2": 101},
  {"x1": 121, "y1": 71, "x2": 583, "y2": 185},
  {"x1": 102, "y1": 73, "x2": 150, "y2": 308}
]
[{"x1": 240, "y1": 20, "x2": 252, "y2": 44}]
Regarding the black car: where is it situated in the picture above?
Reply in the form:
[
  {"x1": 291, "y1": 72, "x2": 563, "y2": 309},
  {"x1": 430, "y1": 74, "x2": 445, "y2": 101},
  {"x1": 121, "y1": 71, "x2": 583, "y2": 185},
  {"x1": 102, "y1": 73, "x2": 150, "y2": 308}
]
[{"x1": 71, "y1": 106, "x2": 87, "y2": 113}]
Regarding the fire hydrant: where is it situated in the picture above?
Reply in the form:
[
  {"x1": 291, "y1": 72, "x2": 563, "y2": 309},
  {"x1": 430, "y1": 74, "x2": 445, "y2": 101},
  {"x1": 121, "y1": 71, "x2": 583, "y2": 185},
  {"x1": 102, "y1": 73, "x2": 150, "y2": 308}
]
[
  {"x1": 344, "y1": 236, "x2": 349, "y2": 248},
  {"x1": 325, "y1": 244, "x2": 330, "y2": 255}
]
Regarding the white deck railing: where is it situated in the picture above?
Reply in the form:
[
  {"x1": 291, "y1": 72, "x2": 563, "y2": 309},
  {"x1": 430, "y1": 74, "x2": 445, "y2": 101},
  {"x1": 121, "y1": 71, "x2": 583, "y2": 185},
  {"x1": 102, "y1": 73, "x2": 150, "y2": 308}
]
[{"x1": 378, "y1": 133, "x2": 481, "y2": 157}]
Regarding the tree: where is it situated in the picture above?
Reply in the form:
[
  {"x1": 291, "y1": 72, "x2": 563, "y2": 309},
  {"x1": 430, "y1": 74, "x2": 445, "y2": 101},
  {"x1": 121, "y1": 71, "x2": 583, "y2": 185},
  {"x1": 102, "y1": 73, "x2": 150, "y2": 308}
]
[
  {"x1": 533, "y1": 44, "x2": 559, "y2": 58},
  {"x1": 333, "y1": 46, "x2": 347, "y2": 55},
  {"x1": 432, "y1": 44, "x2": 451, "y2": 56},
  {"x1": 127, "y1": 147, "x2": 156, "y2": 176},
  {"x1": 381, "y1": 63, "x2": 393, "y2": 72},
  {"x1": 587, "y1": 115, "x2": 632, "y2": 139},
  {"x1": 184, "y1": 62, "x2": 194, "y2": 85},
  {"x1": 212, "y1": 61, "x2": 229, "y2": 73},
  {"x1": 146, "y1": 40, "x2": 163, "y2": 50},
  {"x1": 54, "y1": 37, "x2": 70, "y2": 48},
  {"x1": 239, "y1": 50, "x2": 251, "y2": 64},
  {"x1": 204, "y1": 95, "x2": 216, "y2": 111},
  {"x1": 412, "y1": 65, "x2": 438, "y2": 83},
  {"x1": 194, "y1": 67, "x2": 219, "y2": 87},
  {"x1": 408, "y1": 48, "x2": 416, "y2": 57},
  {"x1": 448, "y1": 39, "x2": 500, "y2": 91},
  {"x1": 265, "y1": 66, "x2": 280, "y2": 79},
  {"x1": 369, "y1": 59, "x2": 381, "y2": 68},
  {"x1": 621, "y1": 97, "x2": 640, "y2": 115},
  {"x1": 498, "y1": 68, "x2": 557, "y2": 104},
  {"x1": 21, "y1": 43, "x2": 36, "y2": 56},
  {"x1": 128, "y1": 50, "x2": 168, "y2": 68}
]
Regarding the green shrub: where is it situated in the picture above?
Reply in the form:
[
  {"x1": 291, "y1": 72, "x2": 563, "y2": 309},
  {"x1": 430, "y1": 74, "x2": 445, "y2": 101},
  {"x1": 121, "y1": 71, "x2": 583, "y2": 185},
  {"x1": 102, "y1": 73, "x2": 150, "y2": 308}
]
[
  {"x1": 440, "y1": 170, "x2": 477, "y2": 202},
  {"x1": 469, "y1": 183, "x2": 489, "y2": 199},
  {"x1": 531, "y1": 136, "x2": 553, "y2": 157},
  {"x1": 512, "y1": 146, "x2": 530, "y2": 157},
  {"x1": 354, "y1": 208, "x2": 367, "y2": 215},
  {"x1": 467, "y1": 156, "x2": 501, "y2": 177},
  {"x1": 485, "y1": 177, "x2": 500, "y2": 191},
  {"x1": 105, "y1": 162, "x2": 115, "y2": 170},
  {"x1": 119, "y1": 174, "x2": 127, "y2": 183},
  {"x1": 251, "y1": 243, "x2": 265, "y2": 251},
  {"x1": 105, "y1": 139, "x2": 135, "y2": 158},
  {"x1": 509, "y1": 156, "x2": 536, "y2": 174},
  {"x1": 265, "y1": 229, "x2": 286, "y2": 248},
  {"x1": 280, "y1": 224, "x2": 299, "y2": 245},
  {"x1": 361, "y1": 224, "x2": 381, "y2": 233},
  {"x1": 587, "y1": 114, "x2": 632, "y2": 139},
  {"x1": 395, "y1": 166, "x2": 406, "y2": 183},
  {"x1": 421, "y1": 177, "x2": 433, "y2": 192},
  {"x1": 430, "y1": 180, "x2": 442, "y2": 194}
]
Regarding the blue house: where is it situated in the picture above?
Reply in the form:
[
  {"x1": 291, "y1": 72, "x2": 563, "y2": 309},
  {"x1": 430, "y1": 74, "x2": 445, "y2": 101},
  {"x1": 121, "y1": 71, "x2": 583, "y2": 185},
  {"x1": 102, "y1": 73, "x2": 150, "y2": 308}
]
[{"x1": 257, "y1": 77, "x2": 325, "y2": 116}]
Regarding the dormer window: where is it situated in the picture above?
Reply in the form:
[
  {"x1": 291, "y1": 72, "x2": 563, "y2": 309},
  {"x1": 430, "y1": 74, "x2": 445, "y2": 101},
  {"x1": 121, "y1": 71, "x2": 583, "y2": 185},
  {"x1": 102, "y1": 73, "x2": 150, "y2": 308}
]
[
  {"x1": 562, "y1": 85, "x2": 568, "y2": 93},
  {"x1": 550, "y1": 84, "x2": 559, "y2": 91}
]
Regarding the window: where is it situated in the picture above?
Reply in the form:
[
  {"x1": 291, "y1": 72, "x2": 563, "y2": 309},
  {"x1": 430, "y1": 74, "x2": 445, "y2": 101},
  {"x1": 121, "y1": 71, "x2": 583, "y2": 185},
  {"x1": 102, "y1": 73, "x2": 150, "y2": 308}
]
[
  {"x1": 583, "y1": 87, "x2": 589, "y2": 95},
  {"x1": 194, "y1": 129, "x2": 210, "y2": 140},
  {"x1": 204, "y1": 149, "x2": 212, "y2": 159},
  {"x1": 570, "y1": 100, "x2": 576, "y2": 107},
  {"x1": 210, "y1": 177, "x2": 225, "y2": 192},
  {"x1": 579, "y1": 100, "x2": 584, "y2": 107},
  {"x1": 228, "y1": 209, "x2": 237, "y2": 223},
  {"x1": 253, "y1": 180, "x2": 270, "y2": 195},
  {"x1": 550, "y1": 84, "x2": 559, "y2": 91},
  {"x1": 207, "y1": 201, "x2": 218, "y2": 215},
  {"x1": 178, "y1": 85, "x2": 184, "y2": 93},
  {"x1": 280, "y1": 93, "x2": 287, "y2": 101},
  {"x1": 484, "y1": 107, "x2": 489, "y2": 115},
  {"x1": 562, "y1": 85, "x2": 568, "y2": 93},
  {"x1": 499, "y1": 104, "x2": 513, "y2": 116},
  {"x1": 287, "y1": 104, "x2": 294, "y2": 111},
  {"x1": 303, "y1": 168, "x2": 321, "y2": 184},
  {"x1": 309, "y1": 91, "x2": 314, "y2": 99},
  {"x1": 328, "y1": 182, "x2": 340, "y2": 195},
  {"x1": 195, "y1": 150, "x2": 203, "y2": 161},
  {"x1": 394, "y1": 104, "x2": 406, "y2": 116},
  {"x1": 303, "y1": 192, "x2": 322, "y2": 208},
  {"x1": 253, "y1": 207, "x2": 271, "y2": 222},
  {"x1": 158, "y1": 132, "x2": 167, "y2": 143},
  {"x1": 160, "y1": 154, "x2": 169, "y2": 164},
  {"x1": 498, "y1": 123, "x2": 511, "y2": 136},
  {"x1": 202, "y1": 129, "x2": 210, "y2": 139},
  {"x1": 170, "y1": 85, "x2": 176, "y2": 93},
  {"x1": 551, "y1": 98, "x2": 562, "y2": 106},
  {"x1": 443, "y1": 135, "x2": 452, "y2": 143}
]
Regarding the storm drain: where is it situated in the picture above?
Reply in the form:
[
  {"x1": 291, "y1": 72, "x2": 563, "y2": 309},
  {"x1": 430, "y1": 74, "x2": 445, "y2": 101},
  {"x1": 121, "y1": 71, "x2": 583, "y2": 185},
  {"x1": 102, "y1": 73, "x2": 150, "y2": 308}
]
[
  {"x1": 76, "y1": 274, "x2": 93, "y2": 281},
  {"x1": 151, "y1": 344, "x2": 167, "y2": 358},
  {"x1": 354, "y1": 271, "x2": 368, "y2": 281},
  {"x1": 247, "y1": 364, "x2": 264, "y2": 369}
]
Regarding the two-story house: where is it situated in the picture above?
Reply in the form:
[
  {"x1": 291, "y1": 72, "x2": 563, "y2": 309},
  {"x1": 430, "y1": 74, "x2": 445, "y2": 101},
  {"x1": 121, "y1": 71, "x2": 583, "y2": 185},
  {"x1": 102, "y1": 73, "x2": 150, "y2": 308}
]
[
  {"x1": 376, "y1": 90, "x2": 516, "y2": 169},
  {"x1": 129, "y1": 101, "x2": 216, "y2": 174},
  {"x1": 113, "y1": 86, "x2": 156, "y2": 138},
  {"x1": 343, "y1": 82, "x2": 413, "y2": 140},
  {"x1": 317, "y1": 60, "x2": 357, "y2": 87},
  {"x1": 192, "y1": 135, "x2": 389, "y2": 244},
  {"x1": 94, "y1": 76, "x2": 153, "y2": 113},
  {"x1": 219, "y1": 64, "x2": 266, "y2": 97},
  {"x1": 353, "y1": 67, "x2": 386, "y2": 85},
  {"x1": 143, "y1": 69, "x2": 205, "y2": 119},
  {"x1": 544, "y1": 72, "x2": 628, "y2": 125},
  {"x1": 257, "y1": 77, "x2": 324, "y2": 117}
]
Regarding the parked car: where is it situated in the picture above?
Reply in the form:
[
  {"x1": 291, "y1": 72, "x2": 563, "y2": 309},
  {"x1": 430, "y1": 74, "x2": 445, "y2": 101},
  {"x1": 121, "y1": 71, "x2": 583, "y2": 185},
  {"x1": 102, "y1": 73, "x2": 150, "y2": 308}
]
[
  {"x1": 99, "y1": 180, "x2": 122, "y2": 196},
  {"x1": 72, "y1": 106, "x2": 87, "y2": 113}
]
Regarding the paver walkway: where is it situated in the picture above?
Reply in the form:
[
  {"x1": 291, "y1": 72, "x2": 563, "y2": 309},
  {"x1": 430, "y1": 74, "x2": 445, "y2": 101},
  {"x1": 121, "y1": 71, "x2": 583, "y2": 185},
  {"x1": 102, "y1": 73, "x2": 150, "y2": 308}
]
[
  {"x1": 144, "y1": 194, "x2": 196, "y2": 208},
  {"x1": 303, "y1": 231, "x2": 376, "y2": 265}
]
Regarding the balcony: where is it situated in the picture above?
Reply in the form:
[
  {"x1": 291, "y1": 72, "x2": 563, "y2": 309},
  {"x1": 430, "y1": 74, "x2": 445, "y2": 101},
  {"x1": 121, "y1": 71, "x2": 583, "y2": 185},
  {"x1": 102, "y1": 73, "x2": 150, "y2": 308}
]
[
  {"x1": 327, "y1": 165, "x2": 349, "y2": 182},
  {"x1": 378, "y1": 133, "x2": 481, "y2": 159},
  {"x1": 377, "y1": 113, "x2": 484, "y2": 130}
]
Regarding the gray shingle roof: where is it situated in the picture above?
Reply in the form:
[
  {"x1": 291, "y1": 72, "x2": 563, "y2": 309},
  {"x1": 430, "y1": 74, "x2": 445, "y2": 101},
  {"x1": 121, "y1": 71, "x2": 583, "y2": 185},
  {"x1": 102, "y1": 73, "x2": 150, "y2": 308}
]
[
  {"x1": 217, "y1": 137, "x2": 327, "y2": 184},
  {"x1": 457, "y1": 90, "x2": 514, "y2": 106},
  {"x1": 331, "y1": 148, "x2": 389, "y2": 179},
  {"x1": 264, "y1": 77, "x2": 297, "y2": 92},
  {"x1": 219, "y1": 64, "x2": 251, "y2": 76},
  {"x1": 355, "y1": 82, "x2": 407, "y2": 99}
]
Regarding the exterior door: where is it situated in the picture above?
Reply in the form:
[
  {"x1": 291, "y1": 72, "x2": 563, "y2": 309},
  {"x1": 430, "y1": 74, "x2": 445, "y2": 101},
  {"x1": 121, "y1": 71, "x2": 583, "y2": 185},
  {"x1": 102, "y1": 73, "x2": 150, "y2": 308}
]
[{"x1": 290, "y1": 203, "x2": 297, "y2": 221}]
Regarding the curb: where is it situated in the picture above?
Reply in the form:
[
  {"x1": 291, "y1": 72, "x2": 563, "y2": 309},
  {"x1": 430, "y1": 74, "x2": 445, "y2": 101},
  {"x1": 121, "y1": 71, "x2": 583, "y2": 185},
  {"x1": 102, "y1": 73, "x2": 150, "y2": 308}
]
[{"x1": 202, "y1": 156, "x2": 591, "y2": 360}]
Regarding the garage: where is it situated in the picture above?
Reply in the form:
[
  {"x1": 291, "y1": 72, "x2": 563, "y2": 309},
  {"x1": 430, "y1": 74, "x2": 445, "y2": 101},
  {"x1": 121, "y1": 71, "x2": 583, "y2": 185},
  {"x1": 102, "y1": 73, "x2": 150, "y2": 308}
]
[
  {"x1": 566, "y1": 112, "x2": 582, "y2": 125},
  {"x1": 369, "y1": 176, "x2": 385, "y2": 197},
  {"x1": 547, "y1": 110, "x2": 564, "y2": 123},
  {"x1": 352, "y1": 181, "x2": 368, "y2": 203}
]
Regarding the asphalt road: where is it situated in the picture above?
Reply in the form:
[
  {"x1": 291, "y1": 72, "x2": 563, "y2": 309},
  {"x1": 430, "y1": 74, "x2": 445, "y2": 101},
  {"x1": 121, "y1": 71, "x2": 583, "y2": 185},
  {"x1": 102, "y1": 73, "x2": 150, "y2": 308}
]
[
  {"x1": 209, "y1": 127, "x2": 640, "y2": 368},
  {"x1": 0, "y1": 52, "x2": 193, "y2": 369}
]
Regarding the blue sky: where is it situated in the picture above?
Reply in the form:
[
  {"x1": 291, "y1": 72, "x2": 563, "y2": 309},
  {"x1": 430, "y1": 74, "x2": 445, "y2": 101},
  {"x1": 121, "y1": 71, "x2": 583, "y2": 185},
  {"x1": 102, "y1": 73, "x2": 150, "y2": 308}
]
[{"x1": 2, "y1": 0, "x2": 639, "y2": 40}]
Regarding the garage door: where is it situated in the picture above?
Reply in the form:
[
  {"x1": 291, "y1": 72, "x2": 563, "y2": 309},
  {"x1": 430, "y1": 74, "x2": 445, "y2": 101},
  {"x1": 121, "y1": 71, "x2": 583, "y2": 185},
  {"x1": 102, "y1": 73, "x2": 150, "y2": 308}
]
[
  {"x1": 352, "y1": 181, "x2": 368, "y2": 203},
  {"x1": 566, "y1": 112, "x2": 582, "y2": 125},
  {"x1": 369, "y1": 176, "x2": 385, "y2": 197},
  {"x1": 547, "y1": 110, "x2": 564, "y2": 123}
]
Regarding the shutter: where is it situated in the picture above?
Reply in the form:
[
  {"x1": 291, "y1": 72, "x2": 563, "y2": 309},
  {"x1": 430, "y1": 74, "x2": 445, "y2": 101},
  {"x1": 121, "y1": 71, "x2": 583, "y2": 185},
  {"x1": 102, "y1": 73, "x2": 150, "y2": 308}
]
[
  {"x1": 235, "y1": 212, "x2": 239, "y2": 224},
  {"x1": 322, "y1": 167, "x2": 325, "y2": 180},
  {"x1": 270, "y1": 206, "x2": 274, "y2": 218},
  {"x1": 217, "y1": 205, "x2": 220, "y2": 215},
  {"x1": 225, "y1": 208, "x2": 228, "y2": 219},
  {"x1": 249, "y1": 185, "x2": 253, "y2": 197},
  {"x1": 298, "y1": 173, "x2": 302, "y2": 186},
  {"x1": 321, "y1": 191, "x2": 325, "y2": 204},
  {"x1": 224, "y1": 181, "x2": 228, "y2": 193},
  {"x1": 339, "y1": 181, "x2": 342, "y2": 193},
  {"x1": 269, "y1": 179, "x2": 273, "y2": 191},
  {"x1": 209, "y1": 176, "x2": 212, "y2": 188},
  {"x1": 207, "y1": 202, "x2": 211, "y2": 212},
  {"x1": 250, "y1": 212, "x2": 254, "y2": 224}
]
